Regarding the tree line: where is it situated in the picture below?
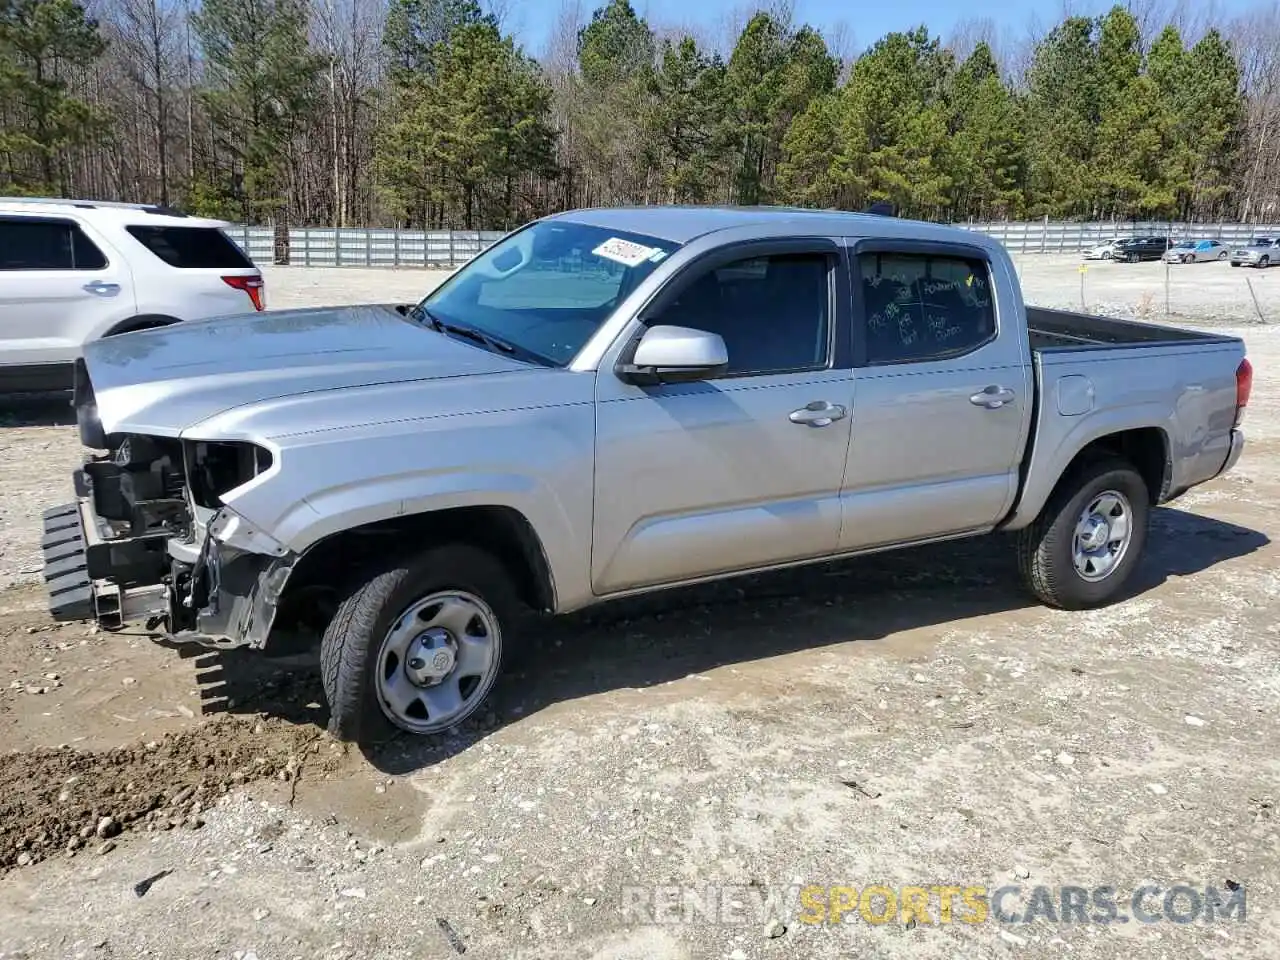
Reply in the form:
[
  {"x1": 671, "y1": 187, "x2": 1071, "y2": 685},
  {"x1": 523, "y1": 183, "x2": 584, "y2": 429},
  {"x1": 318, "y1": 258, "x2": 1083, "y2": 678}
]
[{"x1": 1, "y1": 0, "x2": 1278, "y2": 229}]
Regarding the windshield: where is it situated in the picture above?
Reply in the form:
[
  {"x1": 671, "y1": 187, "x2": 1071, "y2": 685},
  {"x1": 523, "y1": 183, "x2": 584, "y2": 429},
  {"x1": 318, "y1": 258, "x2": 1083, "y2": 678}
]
[
  {"x1": 416, "y1": 220, "x2": 680, "y2": 366},
  {"x1": 1249, "y1": 237, "x2": 1273, "y2": 246}
]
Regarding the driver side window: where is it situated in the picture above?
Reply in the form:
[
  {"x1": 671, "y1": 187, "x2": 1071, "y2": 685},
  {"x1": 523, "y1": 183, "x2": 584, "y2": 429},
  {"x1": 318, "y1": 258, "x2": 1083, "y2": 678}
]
[{"x1": 646, "y1": 252, "x2": 832, "y2": 376}]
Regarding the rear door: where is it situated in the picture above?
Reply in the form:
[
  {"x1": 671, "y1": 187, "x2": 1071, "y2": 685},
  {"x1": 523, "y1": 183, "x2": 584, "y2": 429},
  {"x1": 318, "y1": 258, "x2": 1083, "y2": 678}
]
[
  {"x1": 838, "y1": 240, "x2": 1031, "y2": 550},
  {"x1": 592, "y1": 239, "x2": 854, "y2": 594},
  {"x1": 122, "y1": 223, "x2": 264, "y2": 318},
  {"x1": 0, "y1": 215, "x2": 134, "y2": 367}
]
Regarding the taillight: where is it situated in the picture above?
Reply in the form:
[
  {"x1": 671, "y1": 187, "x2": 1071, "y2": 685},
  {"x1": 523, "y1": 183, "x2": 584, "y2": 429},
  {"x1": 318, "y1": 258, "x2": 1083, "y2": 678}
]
[
  {"x1": 1235, "y1": 357, "x2": 1252, "y2": 426},
  {"x1": 223, "y1": 274, "x2": 265, "y2": 312}
]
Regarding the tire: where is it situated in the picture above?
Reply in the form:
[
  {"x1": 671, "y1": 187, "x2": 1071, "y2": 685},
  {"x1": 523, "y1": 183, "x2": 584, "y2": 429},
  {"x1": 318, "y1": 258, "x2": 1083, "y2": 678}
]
[
  {"x1": 1015, "y1": 458, "x2": 1150, "y2": 610},
  {"x1": 1231, "y1": 261, "x2": 1241, "y2": 268},
  {"x1": 321, "y1": 544, "x2": 522, "y2": 745},
  {"x1": 1262, "y1": 256, "x2": 1271, "y2": 268},
  {"x1": 1128, "y1": 253, "x2": 1139, "y2": 264},
  {"x1": 1102, "y1": 251, "x2": 1112, "y2": 260},
  {"x1": 1182, "y1": 254, "x2": 1193, "y2": 264},
  {"x1": 1218, "y1": 250, "x2": 1228, "y2": 261}
]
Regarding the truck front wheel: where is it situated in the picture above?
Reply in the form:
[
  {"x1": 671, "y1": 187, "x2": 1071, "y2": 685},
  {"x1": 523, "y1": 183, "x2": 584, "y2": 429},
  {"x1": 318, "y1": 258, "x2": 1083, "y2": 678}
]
[
  {"x1": 321, "y1": 544, "x2": 520, "y2": 744},
  {"x1": 1015, "y1": 458, "x2": 1150, "y2": 609}
]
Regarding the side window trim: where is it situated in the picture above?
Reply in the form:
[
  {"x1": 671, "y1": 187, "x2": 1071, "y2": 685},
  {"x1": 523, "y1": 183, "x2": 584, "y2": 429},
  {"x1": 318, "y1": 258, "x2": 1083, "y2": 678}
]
[
  {"x1": 634, "y1": 237, "x2": 852, "y2": 378},
  {"x1": 848, "y1": 238, "x2": 998, "y2": 369}
]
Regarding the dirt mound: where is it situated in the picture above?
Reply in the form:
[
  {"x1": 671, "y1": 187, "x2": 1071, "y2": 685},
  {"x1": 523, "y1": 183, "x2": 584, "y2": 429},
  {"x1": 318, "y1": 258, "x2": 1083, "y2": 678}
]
[{"x1": 0, "y1": 716, "x2": 344, "y2": 871}]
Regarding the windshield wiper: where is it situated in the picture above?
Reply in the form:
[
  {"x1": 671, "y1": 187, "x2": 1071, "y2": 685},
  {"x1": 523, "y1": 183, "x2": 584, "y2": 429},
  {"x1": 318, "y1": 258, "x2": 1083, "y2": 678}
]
[
  {"x1": 414, "y1": 305, "x2": 552, "y2": 366},
  {"x1": 441, "y1": 322, "x2": 518, "y2": 355}
]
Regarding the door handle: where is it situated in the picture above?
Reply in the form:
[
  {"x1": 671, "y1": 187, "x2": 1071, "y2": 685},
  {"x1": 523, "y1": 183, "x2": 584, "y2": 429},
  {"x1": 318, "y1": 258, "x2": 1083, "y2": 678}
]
[
  {"x1": 82, "y1": 281, "x2": 120, "y2": 297},
  {"x1": 969, "y1": 385, "x2": 1016, "y2": 409},
  {"x1": 789, "y1": 400, "x2": 848, "y2": 427}
]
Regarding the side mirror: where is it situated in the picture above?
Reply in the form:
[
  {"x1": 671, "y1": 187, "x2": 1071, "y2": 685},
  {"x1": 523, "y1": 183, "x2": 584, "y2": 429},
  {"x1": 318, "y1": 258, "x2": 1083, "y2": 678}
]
[{"x1": 616, "y1": 325, "x2": 729, "y2": 385}]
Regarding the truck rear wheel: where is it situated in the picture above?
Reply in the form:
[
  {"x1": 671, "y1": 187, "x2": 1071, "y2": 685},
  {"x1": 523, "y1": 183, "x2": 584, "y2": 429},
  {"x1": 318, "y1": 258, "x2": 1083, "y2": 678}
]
[
  {"x1": 1015, "y1": 458, "x2": 1150, "y2": 609},
  {"x1": 321, "y1": 544, "x2": 520, "y2": 744}
]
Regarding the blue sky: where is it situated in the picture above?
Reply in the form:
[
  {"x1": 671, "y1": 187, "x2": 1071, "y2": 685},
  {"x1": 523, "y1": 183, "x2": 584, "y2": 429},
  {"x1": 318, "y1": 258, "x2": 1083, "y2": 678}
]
[{"x1": 500, "y1": 0, "x2": 1261, "y2": 61}]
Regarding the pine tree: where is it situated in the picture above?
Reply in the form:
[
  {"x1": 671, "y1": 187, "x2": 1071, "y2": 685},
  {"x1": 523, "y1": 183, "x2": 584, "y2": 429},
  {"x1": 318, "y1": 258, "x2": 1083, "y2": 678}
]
[
  {"x1": 383, "y1": 0, "x2": 489, "y2": 75},
  {"x1": 777, "y1": 93, "x2": 841, "y2": 208},
  {"x1": 947, "y1": 42, "x2": 1025, "y2": 219},
  {"x1": 648, "y1": 36, "x2": 726, "y2": 203},
  {"x1": 376, "y1": 21, "x2": 555, "y2": 228},
  {"x1": 1094, "y1": 75, "x2": 1174, "y2": 216},
  {"x1": 0, "y1": 0, "x2": 106, "y2": 192},
  {"x1": 833, "y1": 27, "x2": 953, "y2": 216},
  {"x1": 1023, "y1": 16, "x2": 1100, "y2": 215},
  {"x1": 1180, "y1": 30, "x2": 1243, "y2": 217},
  {"x1": 576, "y1": 0, "x2": 653, "y2": 89},
  {"x1": 722, "y1": 14, "x2": 834, "y2": 205},
  {"x1": 1091, "y1": 6, "x2": 1162, "y2": 216},
  {"x1": 571, "y1": 0, "x2": 656, "y2": 204},
  {"x1": 192, "y1": 0, "x2": 323, "y2": 221}
]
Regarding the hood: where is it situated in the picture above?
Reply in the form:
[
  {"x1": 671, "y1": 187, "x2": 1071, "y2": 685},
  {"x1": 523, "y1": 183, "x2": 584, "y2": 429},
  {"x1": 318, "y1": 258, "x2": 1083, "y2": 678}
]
[{"x1": 80, "y1": 304, "x2": 534, "y2": 436}]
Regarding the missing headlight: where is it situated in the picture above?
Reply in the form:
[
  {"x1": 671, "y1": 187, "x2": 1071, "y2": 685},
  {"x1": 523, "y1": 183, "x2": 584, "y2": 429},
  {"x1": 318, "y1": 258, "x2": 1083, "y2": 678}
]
[{"x1": 186, "y1": 441, "x2": 274, "y2": 507}]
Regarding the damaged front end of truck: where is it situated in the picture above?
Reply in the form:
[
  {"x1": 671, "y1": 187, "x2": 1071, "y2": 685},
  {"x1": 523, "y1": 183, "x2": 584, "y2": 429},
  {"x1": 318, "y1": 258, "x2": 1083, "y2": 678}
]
[{"x1": 41, "y1": 361, "x2": 294, "y2": 649}]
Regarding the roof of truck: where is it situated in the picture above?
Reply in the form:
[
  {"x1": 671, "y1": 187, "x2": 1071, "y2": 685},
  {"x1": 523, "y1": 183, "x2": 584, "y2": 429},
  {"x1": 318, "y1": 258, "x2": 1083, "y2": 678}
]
[{"x1": 548, "y1": 204, "x2": 991, "y2": 247}]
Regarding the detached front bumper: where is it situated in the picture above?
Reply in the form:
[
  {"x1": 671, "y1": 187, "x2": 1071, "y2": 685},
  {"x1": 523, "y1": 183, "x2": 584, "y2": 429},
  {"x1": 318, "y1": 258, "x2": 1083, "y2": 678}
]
[
  {"x1": 40, "y1": 491, "x2": 168, "y2": 628},
  {"x1": 41, "y1": 502, "x2": 94, "y2": 621},
  {"x1": 40, "y1": 476, "x2": 294, "y2": 648}
]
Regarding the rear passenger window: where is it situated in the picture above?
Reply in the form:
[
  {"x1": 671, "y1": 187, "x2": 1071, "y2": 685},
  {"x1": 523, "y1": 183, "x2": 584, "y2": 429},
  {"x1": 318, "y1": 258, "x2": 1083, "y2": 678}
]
[
  {"x1": 125, "y1": 225, "x2": 254, "y2": 268},
  {"x1": 649, "y1": 252, "x2": 831, "y2": 375},
  {"x1": 857, "y1": 252, "x2": 995, "y2": 364},
  {"x1": 0, "y1": 219, "x2": 107, "y2": 270}
]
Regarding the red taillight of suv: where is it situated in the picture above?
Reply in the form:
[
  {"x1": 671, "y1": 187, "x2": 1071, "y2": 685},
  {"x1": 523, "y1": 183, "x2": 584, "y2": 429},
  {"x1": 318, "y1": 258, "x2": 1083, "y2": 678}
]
[
  {"x1": 1235, "y1": 357, "x2": 1252, "y2": 426},
  {"x1": 223, "y1": 274, "x2": 265, "y2": 312}
]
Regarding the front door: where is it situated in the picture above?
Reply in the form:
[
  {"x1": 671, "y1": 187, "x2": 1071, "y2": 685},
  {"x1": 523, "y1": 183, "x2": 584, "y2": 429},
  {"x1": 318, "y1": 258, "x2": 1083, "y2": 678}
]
[
  {"x1": 0, "y1": 215, "x2": 132, "y2": 367},
  {"x1": 838, "y1": 242, "x2": 1031, "y2": 550},
  {"x1": 592, "y1": 241, "x2": 853, "y2": 594}
]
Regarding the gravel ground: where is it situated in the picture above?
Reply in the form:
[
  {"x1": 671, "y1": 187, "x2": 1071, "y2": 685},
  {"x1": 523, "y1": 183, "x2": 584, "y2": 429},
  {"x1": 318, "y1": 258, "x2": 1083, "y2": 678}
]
[{"x1": 0, "y1": 256, "x2": 1278, "y2": 959}]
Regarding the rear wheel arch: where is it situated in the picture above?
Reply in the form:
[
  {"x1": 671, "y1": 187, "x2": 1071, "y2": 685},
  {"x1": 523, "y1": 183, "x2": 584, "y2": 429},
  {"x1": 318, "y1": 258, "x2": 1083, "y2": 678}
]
[{"x1": 1055, "y1": 427, "x2": 1170, "y2": 504}]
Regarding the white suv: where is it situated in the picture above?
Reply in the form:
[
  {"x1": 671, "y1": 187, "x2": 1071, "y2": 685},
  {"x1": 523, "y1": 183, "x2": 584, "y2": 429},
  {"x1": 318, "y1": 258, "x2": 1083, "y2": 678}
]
[{"x1": 0, "y1": 197, "x2": 265, "y2": 392}]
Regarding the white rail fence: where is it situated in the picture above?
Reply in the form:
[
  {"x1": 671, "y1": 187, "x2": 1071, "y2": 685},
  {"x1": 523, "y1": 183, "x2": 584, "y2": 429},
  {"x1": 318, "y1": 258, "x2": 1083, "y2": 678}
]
[
  {"x1": 226, "y1": 221, "x2": 1280, "y2": 267},
  {"x1": 225, "y1": 226, "x2": 507, "y2": 268},
  {"x1": 964, "y1": 220, "x2": 1280, "y2": 254}
]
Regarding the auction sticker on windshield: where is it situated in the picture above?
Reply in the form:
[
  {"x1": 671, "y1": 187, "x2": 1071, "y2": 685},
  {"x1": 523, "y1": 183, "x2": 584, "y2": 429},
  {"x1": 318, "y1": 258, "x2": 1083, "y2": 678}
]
[{"x1": 593, "y1": 237, "x2": 663, "y2": 267}]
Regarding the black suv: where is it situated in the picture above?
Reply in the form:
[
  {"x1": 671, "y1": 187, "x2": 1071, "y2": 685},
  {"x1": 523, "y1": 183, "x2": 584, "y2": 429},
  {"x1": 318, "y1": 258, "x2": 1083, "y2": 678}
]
[{"x1": 1115, "y1": 236, "x2": 1173, "y2": 262}]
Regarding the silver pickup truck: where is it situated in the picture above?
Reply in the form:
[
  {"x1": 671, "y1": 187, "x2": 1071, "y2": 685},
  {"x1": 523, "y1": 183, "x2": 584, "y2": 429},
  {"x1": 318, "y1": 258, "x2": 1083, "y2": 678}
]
[{"x1": 41, "y1": 207, "x2": 1251, "y2": 744}]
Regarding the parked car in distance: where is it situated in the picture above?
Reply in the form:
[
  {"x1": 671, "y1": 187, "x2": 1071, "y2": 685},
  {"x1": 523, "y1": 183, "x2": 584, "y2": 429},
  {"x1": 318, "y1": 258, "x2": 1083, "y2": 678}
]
[
  {"x1": 44, "y1": 205, "x2": 1251, "y2": 746},
  {"x1": 1163, "y1": 239, "x2": 1230, "y2": 264},
  {"x1": 0, "y1": 196, "x2": 265, "y2": 393},
  {"x1": 1082, "y1": 237, "x2": 1131, "y2": 260},
  {"x1": 1229, "y1": 236, "x2": 1279, "y2": 268},
  {"x1": 1114, "y1": 236, "x2": 1172, "y2": 262}
]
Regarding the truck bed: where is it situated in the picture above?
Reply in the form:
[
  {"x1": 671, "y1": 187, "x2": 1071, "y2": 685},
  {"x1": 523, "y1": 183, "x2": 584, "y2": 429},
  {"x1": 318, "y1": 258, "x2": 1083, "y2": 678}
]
[
  {"x1": 1027, "y1": 307, "x2": 1237, "y2": 352},
  {"x1": 1010, "y1": 306, "x2": 1246, "y2": 531}
]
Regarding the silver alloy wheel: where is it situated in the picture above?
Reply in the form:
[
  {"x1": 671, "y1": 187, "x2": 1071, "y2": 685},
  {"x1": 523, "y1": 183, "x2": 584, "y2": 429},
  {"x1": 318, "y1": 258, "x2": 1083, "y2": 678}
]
[
  {"x1": 1072, "y1": 490, "x2": 1133, "y2": 582},
  {"x1": 374, "y1": 590, "x2": 499, "y2": 733}
]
